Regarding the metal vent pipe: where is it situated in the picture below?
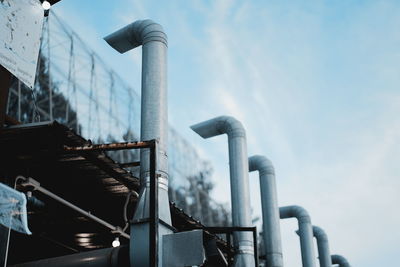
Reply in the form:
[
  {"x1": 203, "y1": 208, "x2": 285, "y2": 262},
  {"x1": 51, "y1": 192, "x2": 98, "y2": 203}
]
[
  {"x1": 313, "y1": 226, "x2": 332, "y2": 267},
  {"x1": 191, "y1": 116, "x2": 254, "y2": 267},
  {"x1": 331, "y1": 254, "x2": 350, "y2": 267},
  {"x1": 104, "y1": 19, "x2": 170, "y2": 223},
  {"x1": 248, "y1": 155, "x2": 283, "y2": 267},
  {"x1": 279, "y1": 205, "x2": 316, "y2": 267},
  {"x1": 104, "y1": 20, "x2": 171, "y2": 266}
]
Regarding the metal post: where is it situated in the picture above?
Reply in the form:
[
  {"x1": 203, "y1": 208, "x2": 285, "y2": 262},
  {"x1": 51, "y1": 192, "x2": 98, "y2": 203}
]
[
  {"x1": 149, "y1": 140, "x2": 159, "y2": 266},
  {"x1": 47, "y1": 17, "x2": 53, "y2": 121},
  {"x1": 226, "y1": 233, "x2": 232, "y2": 266},
  {"x1": 65, "y1": 34, "x2": 74, "y2": 123},
  {"x1": 253, "y1": 228, "x2": 258, "y2": 267},
  {"x1": 0, "y1": 66, "x2": 11, "y2": 128},
  {"x1": 17, "y1": 80, "x2": 21, "y2": 122}
]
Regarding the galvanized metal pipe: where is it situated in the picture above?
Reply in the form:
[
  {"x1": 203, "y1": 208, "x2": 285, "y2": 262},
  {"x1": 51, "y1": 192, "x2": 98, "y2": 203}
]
[
  {"x1": 313, "y1": 226, "x2": 332, "y2": 267},
  {"x1": 191, "y1": 116, "x2": 254, "y2": 267},
  {"x1": 249, "y1": 155, "x2": 283, "y2": 267},
  {"x1": 105, "y1": 20, "x2": 171, "y2": 267},
  {"x1": 105, "y1": 20, "x2": 170, "y2": 223},
  {"x1": 331, "y1": 254, "x2": 350, "y2": 267},
  {"x1": 280, "y1": 206, "x2": 316, "y2": 267}
]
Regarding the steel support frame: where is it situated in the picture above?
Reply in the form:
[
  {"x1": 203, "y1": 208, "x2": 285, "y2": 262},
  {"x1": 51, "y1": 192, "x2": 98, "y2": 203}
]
[{"x1": 64, "y1": 139, "x2": 160, "y2": 266}]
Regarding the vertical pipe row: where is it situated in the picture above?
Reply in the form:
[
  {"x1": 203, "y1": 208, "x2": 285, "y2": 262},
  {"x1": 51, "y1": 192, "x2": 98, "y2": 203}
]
[{"x1": 103, "y1": 15, "x2": 352, "y2": 267}]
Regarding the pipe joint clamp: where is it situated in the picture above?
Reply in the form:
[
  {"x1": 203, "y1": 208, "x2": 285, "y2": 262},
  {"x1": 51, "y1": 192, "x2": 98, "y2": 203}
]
[
  {"x1": 236, "y1": 245, "x2": 254, "y2": 255},
  {"x1": 144, "y1": 175, "x2": 168, "y2": 191}
]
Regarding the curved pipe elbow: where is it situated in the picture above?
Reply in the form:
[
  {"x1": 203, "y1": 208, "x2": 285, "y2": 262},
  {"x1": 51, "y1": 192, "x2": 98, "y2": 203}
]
[
  {"x1": 248, "y1": 155, "x2": 275, "y2": 175},
  {"x1": 190, "y1": 115, "x2": 246, "y2": 139},
  {"x1": 331, "y1": 254, "x2": 350, "y2": 267},
  {"x1": 104, "y1": 19, "x2": 167, "y2": 53},
  {"x1": 280, "y1": 205, "x2": 311, "y2": 223},
  {"x1": 313, "y1": 226, "x2": 328, "y2": 242}
]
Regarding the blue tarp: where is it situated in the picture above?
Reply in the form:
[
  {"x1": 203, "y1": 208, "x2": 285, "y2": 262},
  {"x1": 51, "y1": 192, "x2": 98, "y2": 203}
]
[{"x1": 0, "y1": 182, "x2": 31, "y2": 235}]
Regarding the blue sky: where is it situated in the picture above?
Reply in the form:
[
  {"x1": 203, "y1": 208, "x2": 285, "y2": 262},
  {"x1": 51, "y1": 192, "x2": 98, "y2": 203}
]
[{"x1": 53, "y1": 0, "x2": 400, "y2": 266}]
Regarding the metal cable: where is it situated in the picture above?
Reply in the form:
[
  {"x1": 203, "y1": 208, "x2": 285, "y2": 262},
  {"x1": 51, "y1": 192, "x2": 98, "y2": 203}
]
[{"x1": 122, "y1": 191, "x2": 138, "y2": 232}]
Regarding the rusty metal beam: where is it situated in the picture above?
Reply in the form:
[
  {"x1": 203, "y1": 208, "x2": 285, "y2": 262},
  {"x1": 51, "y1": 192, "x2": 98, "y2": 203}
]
[{"x1": 63, "y1": 141, "x2": 152, "y2": 152}]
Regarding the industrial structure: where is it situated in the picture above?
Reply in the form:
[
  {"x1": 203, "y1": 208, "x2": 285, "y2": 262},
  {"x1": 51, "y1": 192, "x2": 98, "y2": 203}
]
[
  {"x1": 4, "y1": 9, "x2": 227, "y2": 227},
  {"x1": 0, "y1": 2, "x2": 352, "y2": 267}
]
